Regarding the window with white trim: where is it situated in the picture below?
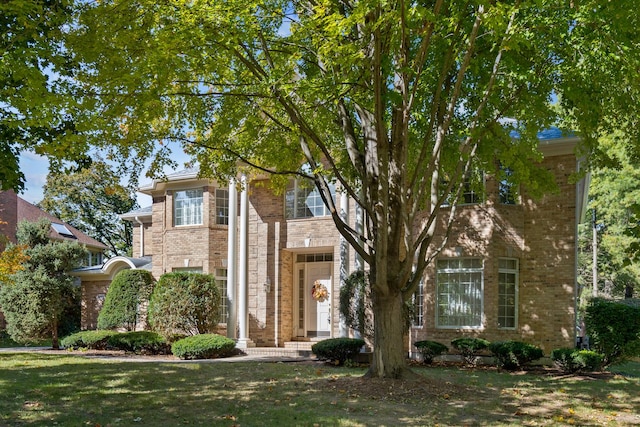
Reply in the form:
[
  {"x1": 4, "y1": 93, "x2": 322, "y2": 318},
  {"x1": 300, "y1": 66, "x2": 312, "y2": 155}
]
[
  {"x1": 215, "y1": 268, "x2": 229, "y2": 322},
  {"x1": 174, "y1": 189, "x2": 203, "y2": 226},
  {"x1": 285, "y1": 179, "x2": 336, "y2": 219},
  {"x1": 436, "y1": 258, "x2": 483, "y2": 328},
  {"x1": 215, "y1": 188, "x2": 229, "y2": 225},
  {"x1": 499, "y1": 166, "x2": 519, "y2": 205},
  {"x1": 498, "y1": 258, "x2": 518, "y2": 329}
]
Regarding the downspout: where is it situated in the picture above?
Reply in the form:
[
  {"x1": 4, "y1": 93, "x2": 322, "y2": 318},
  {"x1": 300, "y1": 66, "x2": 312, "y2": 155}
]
[{"x1": 134, "y1": 216, "x2": 144, "y2": 257}]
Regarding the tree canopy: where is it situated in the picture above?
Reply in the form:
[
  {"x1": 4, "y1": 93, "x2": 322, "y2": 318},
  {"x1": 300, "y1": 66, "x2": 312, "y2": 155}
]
[
  {"x1": 39, "y1": 160, "x2": 138, "y2": 256},
  {"x1": 4, "y1": 0, "x2": 640, "y2": 377}
]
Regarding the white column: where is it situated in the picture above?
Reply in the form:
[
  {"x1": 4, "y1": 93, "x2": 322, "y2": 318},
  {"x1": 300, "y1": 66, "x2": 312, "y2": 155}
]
[
  {"x1": 226, "y1": 178, "x2": 238, "y2": 339},
  {"x1": 236, "y1": 174, "x2": 254, "y2": 348}
]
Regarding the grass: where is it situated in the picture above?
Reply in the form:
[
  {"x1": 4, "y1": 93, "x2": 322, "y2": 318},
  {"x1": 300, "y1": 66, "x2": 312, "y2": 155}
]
[{"x1": 0, "y1": 353, "x2": 638, "y2": 426}]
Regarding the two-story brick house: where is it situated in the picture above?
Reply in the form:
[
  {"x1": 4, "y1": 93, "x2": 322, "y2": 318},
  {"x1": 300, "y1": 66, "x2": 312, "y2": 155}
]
[{"x1": 80, "y1": 131, "x2": 588, "y2": 354}]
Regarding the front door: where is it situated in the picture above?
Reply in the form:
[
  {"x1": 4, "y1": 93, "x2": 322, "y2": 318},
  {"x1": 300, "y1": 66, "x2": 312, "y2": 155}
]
[{"x1": 306, "y1": 263, "x2": 332, "y2": 337}]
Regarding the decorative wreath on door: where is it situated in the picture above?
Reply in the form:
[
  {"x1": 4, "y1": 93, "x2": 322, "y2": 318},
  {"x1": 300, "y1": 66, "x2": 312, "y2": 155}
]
[{"x1": 311, "y1": 280, "x2": 329, "y2": 303}]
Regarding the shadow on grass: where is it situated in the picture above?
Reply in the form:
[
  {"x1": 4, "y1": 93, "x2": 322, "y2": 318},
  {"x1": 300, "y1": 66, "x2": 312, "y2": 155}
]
[{"x1": 0, "y1": 354, "x2": 638, "y2": 426}]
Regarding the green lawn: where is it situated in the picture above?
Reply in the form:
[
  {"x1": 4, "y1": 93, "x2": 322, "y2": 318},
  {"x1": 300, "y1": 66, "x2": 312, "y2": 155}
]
[{"x1": 0, "y1": 353, "x2": 638, "y2": 426}]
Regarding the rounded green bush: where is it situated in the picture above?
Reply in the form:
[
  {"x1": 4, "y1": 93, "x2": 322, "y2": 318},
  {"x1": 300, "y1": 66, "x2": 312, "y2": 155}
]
[
  {"x1": 148, "y1": 272, "x2": 222, "y2": 339},
  {"x1": 586, "y1": 298, "x2": 640, "y2": 367},
  {"x1": 171, "y1": 334, "x2": 237, "y2": 360},
  {"x1": 551, "y1": 348, "x2": 603, "y2": 373},
  {"x1": 98, "y1": 269, "x2": 155, "y2": 331},
  {"x1": 311, "y1": 338, "x2": 365, "y2": 365},
  {"x1": 451, "y1": 337, "x2": 490, "y2": 365},
  {"x1": 414, "y1": 340, "x2": 448, "y2": 364},
  {"x1": 61, "y1": 330, "x2": 118, "y2": 349},
  {"x1": 106, "y1": 331, "x2": 170, "y2": 354},
  {"x1": 488, "y1": 341, "x2": 544, "y2": 370}
]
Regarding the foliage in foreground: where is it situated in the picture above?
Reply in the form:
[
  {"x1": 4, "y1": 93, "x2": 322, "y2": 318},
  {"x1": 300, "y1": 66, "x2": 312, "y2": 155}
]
[
  {"x1": 488, "y1": 341, "x2": 544, "y2": 370},
  {"x1": 414, "y1": 340, "x2": 448, "y2": 364},
  {"x1": 312, "y1": 338, "x2": 365, "y2": 365},
  {"x1": 550, "y1": 348, "x2": 604, "y2": 373},
  {"x1": 586, "y1": 297, "x2": 640, "y2": 366},
  {"x1": 97, "y1": 269, "x2": 155, "y2": 331},
  {"x1": 171, "y1": 334, "x2": 236, "y2": 360},
  {"x1": 339, "y1": 271, "x2": 374, "y2": 341},
  {"x1": 148, "y1": 272, "x2": 222, "y2": 339}
]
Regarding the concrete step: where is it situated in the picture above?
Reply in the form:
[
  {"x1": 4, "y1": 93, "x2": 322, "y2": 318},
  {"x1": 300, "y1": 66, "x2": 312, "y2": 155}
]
[{"x1": 242, "y1": 346, "x2": 313, "y2": 358}]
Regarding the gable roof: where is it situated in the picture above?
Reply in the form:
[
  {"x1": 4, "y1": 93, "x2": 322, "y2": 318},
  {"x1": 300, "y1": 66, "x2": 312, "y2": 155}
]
[{"x1": 16, "y1": 196, "x2": 108, "y2": 251}]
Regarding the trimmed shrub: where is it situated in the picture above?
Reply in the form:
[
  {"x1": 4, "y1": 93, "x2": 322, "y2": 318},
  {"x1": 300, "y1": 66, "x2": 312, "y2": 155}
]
[
  {"x1": 414, "y1": 340, "x2": 448, "y2": 364},
  {"x1": 171, "y1": 334, "x2": 237, "y2": 360},
  {"x1": 488, "y1": 341, "x2": 544, "y2": 370},
  {"x1": 106, "y1": 331, "x2": 170, "y2": 354},
  {"x1": 585, "y1": 297, "x2": 640, "y2": 367},
  {"x1": 97, "y1": 270, "x2": 155, "y2": 331},
  {"x1": 312, "y1": 338, "x2": 365, "y2": 365},
  {"x1": 148, "y1": 272, "x2": 222, "y2": 339},
  {"x1": 551, "y1": 348, "x2": 603, "y2": 373},
  {"x1": 61, "y1": 330, "x2": 118, "y2": 350},
  {"x1": 451, "y1": 337, "x2": 490, "y2": 365}
]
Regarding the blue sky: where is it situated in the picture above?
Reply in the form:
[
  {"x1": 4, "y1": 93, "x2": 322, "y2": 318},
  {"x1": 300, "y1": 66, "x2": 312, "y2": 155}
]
[{"x1": 18, "y1": 150, "x2": 190, "y2": 208}]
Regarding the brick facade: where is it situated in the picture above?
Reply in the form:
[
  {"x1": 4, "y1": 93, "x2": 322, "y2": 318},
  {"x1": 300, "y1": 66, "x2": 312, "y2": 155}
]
[{"x1": 112, "y1": 140, "x2": 585, "y2": 352}]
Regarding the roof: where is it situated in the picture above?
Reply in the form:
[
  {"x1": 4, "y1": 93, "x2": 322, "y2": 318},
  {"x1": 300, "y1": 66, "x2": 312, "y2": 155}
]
[
  {"x1": 137, "y1": 167, "x2": 202, "y2": 194},
  {"x1": 16, "y1": 196, "x2": 108, "y2": 250},
  {"x1": 120, "y1": 205, "x2": 152, "y2": 220},
  {"x1": 72, "y1": 256, "x2": 153, "y2": 280}
]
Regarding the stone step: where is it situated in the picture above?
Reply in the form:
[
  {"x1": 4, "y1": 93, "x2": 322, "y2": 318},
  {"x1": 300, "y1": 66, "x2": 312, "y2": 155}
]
[{"x1": 242, "y1": 346, "x2": 313, "y2": 358}]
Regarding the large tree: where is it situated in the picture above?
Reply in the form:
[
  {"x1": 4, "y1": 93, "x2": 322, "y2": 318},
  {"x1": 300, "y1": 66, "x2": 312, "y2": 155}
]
[
  {"x1": 63, "y1": 0, "x2": 640, "y2": 378},
  {"x1": 39, "y1": 160, "x2": 137, "y2": 256},
  {"x1": 0, "y1": 219, "x2": 86, "y2": 348}
]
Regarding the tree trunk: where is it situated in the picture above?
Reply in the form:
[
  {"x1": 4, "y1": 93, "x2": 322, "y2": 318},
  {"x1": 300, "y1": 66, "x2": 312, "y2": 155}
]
[
  {"x1": 366, "y1": 289, "x2": 411, "y2": 379},
  {"x1": 51, "y1": 314, "x2": 59, "y2": 350}
]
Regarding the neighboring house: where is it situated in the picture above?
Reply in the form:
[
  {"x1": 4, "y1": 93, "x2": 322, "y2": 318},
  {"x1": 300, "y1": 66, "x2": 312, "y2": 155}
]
[
  {"x1": 80, "y1": 130, "x2": 588, "y2": 354},
  {"x1": 0, "y1": 190, "x2": 109, "y2": 329}
]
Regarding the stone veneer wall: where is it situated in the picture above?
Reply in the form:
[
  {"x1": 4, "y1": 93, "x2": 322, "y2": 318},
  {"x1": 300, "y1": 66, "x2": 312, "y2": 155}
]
[{"x1": 81, "y1": 280, "x2": 111, "y2": 330}]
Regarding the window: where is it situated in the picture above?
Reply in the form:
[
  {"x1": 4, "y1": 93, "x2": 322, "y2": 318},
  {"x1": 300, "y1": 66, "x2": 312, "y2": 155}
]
[
  {"x1": 436, "y1": 258, "x2": 483, "y2": 328},
  {"x1": 412, "y1": 278, "x2": 424, "y2": 327},
  {"x1": 174, "y1": 189, "x2": 203, "y2": 226},
  {"x1": 216, "y1": 188, "x2": 229, "y2": 225},
  {"x1": 499, "y1": 166, "x2": 518, "y2": 205},
  {"x1": 498, "y1": 258, "x2": 518, "y2": 329},
  {"x1": 285, "y1": 179, "x2": 336, "y2": 219},
  {"x1": 51, "y1": 223, "x2": 76, "y2": 239},
  {"x1": 215, "y1": 268, "x2": 229, "y2": 322},
  {"x1": 440, "y1": 171, "x2": 483, "y2": 206},
  {"x1": 87, "y1": 251, "x2": 103, "y2": 267}
]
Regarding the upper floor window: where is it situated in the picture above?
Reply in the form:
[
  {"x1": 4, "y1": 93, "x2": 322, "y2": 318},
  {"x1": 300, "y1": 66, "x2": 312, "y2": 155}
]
[
  {"x1": 174, "y1": 189, "x2": 203, "y2": 226},
  {"x1": 440, "y1": 171, "x2": 483, "y2": 207},
  {"x1": 285, "y1": 179, "x2": 336, "y2": 219},
  {"x1": 215, "y1": 189, "x2": 229, "y2": 225},
  {"x1": 86, "y1": 251, "x2": 103, "y2": 267},
  {"x1": 436, "y1": 258, "x2": 483, "y2": 329},
  {"x1": 499, "y1": 166, "x2": 519, "y2": 205}
]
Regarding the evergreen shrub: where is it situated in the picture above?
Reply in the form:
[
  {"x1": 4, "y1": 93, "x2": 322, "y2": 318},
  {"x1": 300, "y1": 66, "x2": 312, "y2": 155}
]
[
  {"x1": 148, "y1": 272, "x2": 221, "y2": 338},
  {"x1": 451, "y1": 337, "x2": 490, "y2": 365},
  {"x1": 414, "y1": 340, "x2": 448, "y2": 364},
  {"x1": 171, "y1": 334, "x2": 237, "y2": 360},
  {"x1": 488, "y1": 341, "x2": 544, "y2": 370},
  {"x1": 585, "y1": 297, "x2": 640, "y2": 366},
  {"x1": 106, "y1": 331, "x2": 170, "y2": 354},
  {"x1": 61, "y1": 330, "x2": 118, "y2": 349},
  {"x1": 311, "y1": 338, "x2": 365, "y2": 365},
  {"x1": 97, "y1": 269, "x2": 155, "y2": 331},
  {"x1": 550, "y1": 348, "x2": 603, "y2": 373}
]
